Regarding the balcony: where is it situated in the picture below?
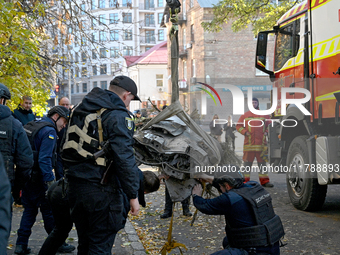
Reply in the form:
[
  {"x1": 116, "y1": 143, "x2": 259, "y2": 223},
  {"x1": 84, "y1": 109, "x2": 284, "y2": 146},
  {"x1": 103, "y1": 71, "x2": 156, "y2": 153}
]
[
  {"x1": 179, "y1": 79, "x2": 188, "y2": 91},
  {"x1": 178, "y1": 13, "x2": 187, "y2": 24},
  {"x1": 179, "y1": 46, "x2": 187, "y2": 58},
  {"x1": 139, "y1": 20, "x2": 156, "y2": 28},
  {"x1": 139, "y1": 3, "x2": 155, "y2": 11},
  {"x1": 140, "y1": 37, "x2": 156, "y2": 44}
]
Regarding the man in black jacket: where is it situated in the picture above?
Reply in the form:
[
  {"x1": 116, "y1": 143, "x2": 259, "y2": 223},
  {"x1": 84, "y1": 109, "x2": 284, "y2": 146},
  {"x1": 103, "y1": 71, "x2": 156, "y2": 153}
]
[
  {"x1": 192, "y1": 170, "x2": 284, "y2": 255},
  {"x1": 13, "y1": 96, "x2": 35, "y2": 125},
  {"x1": 0, "y1": 83, "x2": 33, "y2": 211},
  {"x1": 63, "y1": 76, "x2": 141, "y2": 254}
]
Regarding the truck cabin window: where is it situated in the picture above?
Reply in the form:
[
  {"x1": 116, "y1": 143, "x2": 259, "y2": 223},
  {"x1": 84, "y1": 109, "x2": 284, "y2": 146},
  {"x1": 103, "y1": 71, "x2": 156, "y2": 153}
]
[{"x1": 274, "y1": 20, "x2": 300, "y2": 71}]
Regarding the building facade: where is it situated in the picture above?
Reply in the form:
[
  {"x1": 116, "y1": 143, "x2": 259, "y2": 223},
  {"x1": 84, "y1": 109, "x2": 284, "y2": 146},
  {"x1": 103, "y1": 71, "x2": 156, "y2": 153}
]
[
  {"x1": 162, "y1": 0, "x2": 275, "y2": 122},
  {"x1": 125, "y1": 41, "x2": 168, "y2": 113},
  {"x1": 55, "y1": 0, "x2": 166, "y2": 105}
]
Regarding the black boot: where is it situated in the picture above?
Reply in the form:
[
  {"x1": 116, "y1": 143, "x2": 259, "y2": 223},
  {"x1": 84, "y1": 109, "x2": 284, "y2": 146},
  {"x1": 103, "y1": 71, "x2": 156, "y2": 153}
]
[
  {"x1": 57, "y1": 242, "x2": 76, "y2": 253},
  {"x1": 160, "y1": 187, "x2": 173, "y2": 219},
  {"x1": 182, "y1": 197, "x2": 192, "y2": 217},
  {"x1": 15, "y1": 245, "x2": 31, "y2": 255}
]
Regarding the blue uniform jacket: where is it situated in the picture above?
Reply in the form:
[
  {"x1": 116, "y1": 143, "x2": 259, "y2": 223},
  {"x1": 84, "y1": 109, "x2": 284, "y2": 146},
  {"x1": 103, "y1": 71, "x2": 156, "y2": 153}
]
[
  {"x1": 0, "y1": 104, "x2": 33, "y2": 185},
  {"x1": 193, "y1": 183, "x2": 256, "y2": 229},
  {"x1": 34, "y1": 117, "x2": 57, "y2": 183}
]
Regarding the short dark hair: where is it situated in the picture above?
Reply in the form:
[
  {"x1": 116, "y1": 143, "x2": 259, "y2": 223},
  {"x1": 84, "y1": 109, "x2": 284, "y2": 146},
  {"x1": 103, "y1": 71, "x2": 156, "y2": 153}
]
[
  {"x1": 143, "y1": 171, "x2": 160, "y2": 193},
  {"x1": 109, "y1": 84, "x2": 128, "y2": 97},
  {"x1": 22, "y1": 95, "x2": 32, "y2": 101}
]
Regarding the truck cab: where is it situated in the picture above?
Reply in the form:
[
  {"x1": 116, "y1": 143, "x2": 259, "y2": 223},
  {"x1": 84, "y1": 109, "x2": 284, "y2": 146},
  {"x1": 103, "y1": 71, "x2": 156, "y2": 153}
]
[{"x1": 255, "y1": 0, "x2": 340, "y2": 211}]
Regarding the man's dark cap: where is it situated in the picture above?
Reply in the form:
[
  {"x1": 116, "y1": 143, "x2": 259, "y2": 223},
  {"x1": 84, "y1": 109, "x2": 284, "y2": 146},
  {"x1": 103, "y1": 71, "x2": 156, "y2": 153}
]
[
  {"x1": 110, "y1": 76, "x2": 141, "y2": 102},
  {"x1": 215, "y1": 170, "x2": 245, "y2": 189}
]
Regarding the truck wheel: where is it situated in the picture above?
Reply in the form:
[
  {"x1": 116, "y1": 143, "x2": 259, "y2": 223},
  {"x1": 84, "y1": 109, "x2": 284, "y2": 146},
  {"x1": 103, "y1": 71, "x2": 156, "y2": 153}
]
[{"x1": 286, "y1": 135, "x2": 327, "y2": 211}]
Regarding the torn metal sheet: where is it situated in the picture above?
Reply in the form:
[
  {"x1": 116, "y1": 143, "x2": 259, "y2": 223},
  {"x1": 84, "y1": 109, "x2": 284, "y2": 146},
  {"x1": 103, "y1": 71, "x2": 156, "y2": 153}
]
[{"x1": 134, "y1": 100, "x2": 222, "y2": 202}]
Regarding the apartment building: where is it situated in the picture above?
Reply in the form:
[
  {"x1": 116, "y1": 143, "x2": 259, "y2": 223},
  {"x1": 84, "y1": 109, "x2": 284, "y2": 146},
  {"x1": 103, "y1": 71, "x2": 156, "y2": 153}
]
[{"x1": 55, "y1": 0, "x2": 166, "y2": 105}]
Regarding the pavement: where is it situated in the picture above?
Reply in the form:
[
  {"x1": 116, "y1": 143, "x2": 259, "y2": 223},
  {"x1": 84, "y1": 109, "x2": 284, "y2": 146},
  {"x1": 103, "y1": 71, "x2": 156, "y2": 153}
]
[{"x1": 8, "y1": 204, "x2": 147, "y2": 255}]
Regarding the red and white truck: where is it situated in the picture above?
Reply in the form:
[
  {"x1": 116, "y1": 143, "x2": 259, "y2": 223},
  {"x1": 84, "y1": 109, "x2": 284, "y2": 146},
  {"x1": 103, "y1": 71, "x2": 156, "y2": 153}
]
[{"x1": 255, "y1": 0, "x2": 340, "y2": 211}]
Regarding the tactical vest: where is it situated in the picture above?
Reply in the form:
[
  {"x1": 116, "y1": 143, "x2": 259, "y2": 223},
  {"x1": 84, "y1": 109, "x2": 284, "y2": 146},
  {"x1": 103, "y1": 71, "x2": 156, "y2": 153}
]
[
  {"x1": 226, "y1": 182, "x2": 285, "y2": 248},
  {"x1": 62, "y1": 106, "x2": 108, "y2": 166},
  {"x1": 0, "y1": 116, "x2": 14, "y2": 181},
  {"x1": 24, "y1": 120, "x2": 57, "y2": 182}
]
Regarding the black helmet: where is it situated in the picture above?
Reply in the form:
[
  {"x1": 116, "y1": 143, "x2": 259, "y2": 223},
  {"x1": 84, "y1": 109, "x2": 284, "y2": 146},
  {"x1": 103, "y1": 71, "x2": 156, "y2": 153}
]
[
  {"x1": 0, "y1": 83, "x2": 11, "y2": 100},
  {"x1": 47, "y1": 106, "x2": 70, "y2": 120},
  {"x1": 215, "y1": 169, "x2": 245, "y2": 189}
]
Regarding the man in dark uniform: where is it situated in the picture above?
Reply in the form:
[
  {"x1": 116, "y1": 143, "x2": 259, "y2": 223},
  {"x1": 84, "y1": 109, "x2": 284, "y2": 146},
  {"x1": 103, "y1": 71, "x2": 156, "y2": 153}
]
[
  {"x1": 62, "y1": 75, "x2": 141, "y2": 254},
  {"x1": 38, "y1": 170, "x2": 160, "y2": 255},
  {"x1": 15, "y1": 106, "x2": 70, "y2": 255},
  {"x1": 13, "y1": 95, "x2": 35, "y2": 125},
  {"x1": 0, "y1": 153, "x2": 12, "y2": 255},
  {"x1": 0, "y1": 83, "x2": 33, "y2": 216},
  {"x1": 192, "y1": 170, "x2": 284, "y2": 255}
]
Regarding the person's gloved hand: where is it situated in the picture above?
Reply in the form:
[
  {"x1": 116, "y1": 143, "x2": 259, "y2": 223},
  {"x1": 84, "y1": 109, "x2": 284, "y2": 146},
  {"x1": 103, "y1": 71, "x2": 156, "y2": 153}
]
[{"x1": 45, "y1": 180, "x2": 55, "y2": 198}]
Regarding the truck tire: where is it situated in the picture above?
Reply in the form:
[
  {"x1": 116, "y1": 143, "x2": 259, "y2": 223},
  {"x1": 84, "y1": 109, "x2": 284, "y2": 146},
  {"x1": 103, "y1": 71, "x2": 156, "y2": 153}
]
[{"x1": 286, "y1": 135, "x2": 327, "y2": 211}]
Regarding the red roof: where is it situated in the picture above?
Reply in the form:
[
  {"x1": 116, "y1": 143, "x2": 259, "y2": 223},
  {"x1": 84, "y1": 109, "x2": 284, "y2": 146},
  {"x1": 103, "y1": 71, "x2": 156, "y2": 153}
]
[{"x1": 125, "y1": 41, "x2": 167, "y2": 67}]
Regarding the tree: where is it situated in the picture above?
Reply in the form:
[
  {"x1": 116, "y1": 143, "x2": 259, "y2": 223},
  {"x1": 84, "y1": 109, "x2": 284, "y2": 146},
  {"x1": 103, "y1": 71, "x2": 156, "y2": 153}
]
[
  {"x1": 0, "y1": 0, "x2": 52, "y2": 115},
  {"x1": 201, "y1": 0, "x2": 303, "y2": 35}
]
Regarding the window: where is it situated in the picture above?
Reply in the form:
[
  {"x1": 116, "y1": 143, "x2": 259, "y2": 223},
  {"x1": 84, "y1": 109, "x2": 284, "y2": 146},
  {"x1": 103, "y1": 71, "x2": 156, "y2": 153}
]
[
  {"x1": 158, "y1": 13, "x2": 163, "y2": 24},
  {"x1": 123, "y1": 13, "x2": 132, "y2": 23},
  {"x1": 110, "y1": 30, "x2": 119, "y2": 41},
  {"x1": 81, "y1": 36, "x2": 86, "y2": 45},
  {"x1": 145, "y1": 0, "x2": 154, "y2": 9},
  {"x1": 190, "y1": 0, "x2": 194, "y2": 8},
  {"x1": 100, "y1": 48, "x2": 107, "y2": 58},
  {"x1": 156, "y1": 74, "x2": 163, "y2": 87},
  {"x1": 81, "y1": 4, "x2": 86, "y2": 15},
  {"x1": 99, "y1": 31, "x2": 106, "y2": 42},
  {"x1": 183, "y1": 28, "x2": 186, "y2": 49},
  {"x1": 100, "y1": 64, "x2": 107, "y2": 74},
  {"x1": 81, "y1": 67, "x2": 87, "y2": 77},
  {"x1": 145, "y1": 14, "x2": 155, "y2": 26},
  {"x1": 111, "y1": 63, "x2": 119, "y2": 73},
  {"x1": 75, "y1": 53, "x2": 79, "y2": 63},
  {"x1": 146, "y1": 30, "x2": 155, "y2": 43},
  {"x1": 99, "y1": 14, "x2": 106, "y2": 25},
  {"x1": 183, "y1": 60, "x2": 187, "y2": 79},
  {"x1": 122, "y1": 0, "x2": 131, "y2": 7},
  {"x1": 100, "y1": 81, "x2": 107, "y2": 89},
  {"x1": 93, "y1": 81, "x2": 98, "y2": 87},
  {"x1": 158, "y1": 30, "x2": 164, "y2": 41},
  {"x1": 98, "y1": 0, "x2": 105, "y2": 8},
  {"x1": 91, "y1": 0, "x2": 96, "y2": 9},
  {"x1": 192, "y1": 59, "x2": 196, "y2": 77},
  {"x1": 75, "y1": 67, "x2": 79, "y2": 77},
  {"x1": 191, "y1": 24, "x2": 194, "y2": 42},
  {"x1": 110, "y1": 13, "x2": 118, "y2": 24},
  {"x1": 71, "y1": 83, "x2": 74, "y2": 94},
  {"x1": 92, "y1": 49, "x2": 97, "y2": 59},
  {"x1": 76, "y1": 84, "x2": 79, "y2": 93},
  {"x1": 124, "y1": 30, "x2": 132, "y2": 40},
  {"x1": 74, "y1": 36, "x2": 79, "y2": 47},
  {"x1": 83, "y1": 83, "x2": 87, "y2": 93},
  {"x1": 274, "y1": 20, "x2": 300, "y2": 71},
  {"x1": 81, "y1": 20, "x2": 86, "y2": 29},
  {"x1": 145, "y1": 47, "x2": 152, "y2": 51},
  {"x1": 110, "y1": 46, "x2": 119, "y2": 58},
  {"x1": 110, "y1": 0, "x2": 118, "y2": 7},
  {"x1": 92, "y1": 17, "x2": 97, "y2": 27},
  {"x1": 81, "y1": 52, "x2": 87, "y2": 62},
  {"x1": 92, "y1": 33, "x2": 97, "y2": 42},
  {"x1": 123, "y1": 46, "x2": 133, "y2": 56},
  {"x1": 158, "y1": 0, "x2": 163, "y2": 7},
  {"x1": 93, "y1": 65, "x2": 97, "y2": 75}
]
